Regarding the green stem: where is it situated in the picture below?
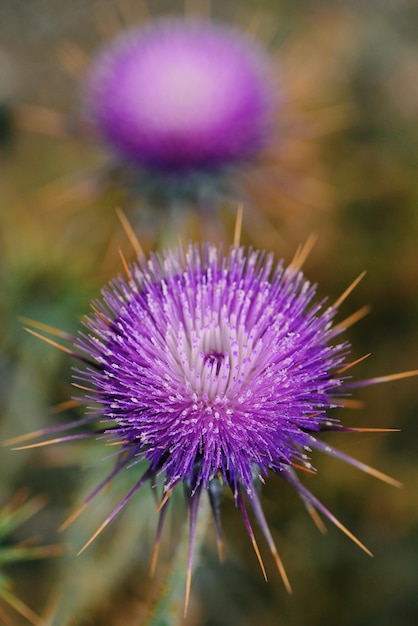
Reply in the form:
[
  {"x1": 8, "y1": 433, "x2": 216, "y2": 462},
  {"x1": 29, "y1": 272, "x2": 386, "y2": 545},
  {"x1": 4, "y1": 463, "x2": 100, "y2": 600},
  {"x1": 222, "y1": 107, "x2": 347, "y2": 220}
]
[{"x1": 145, "y1": 495, "x2": 211, "y2": 626}]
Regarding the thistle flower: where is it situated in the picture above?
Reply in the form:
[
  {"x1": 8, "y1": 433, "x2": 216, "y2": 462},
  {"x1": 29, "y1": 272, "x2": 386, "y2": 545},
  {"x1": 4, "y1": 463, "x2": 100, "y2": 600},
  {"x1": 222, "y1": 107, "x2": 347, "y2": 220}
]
[
  {"x1": 84, "y1": 18, "x2": 274, "y2": 176},
  {"x1": 17, "y1": 11, "x2": 354, "y2": 249},
  {"x1": 13, "y1": 243, "x2": 415, "y2": 612}
]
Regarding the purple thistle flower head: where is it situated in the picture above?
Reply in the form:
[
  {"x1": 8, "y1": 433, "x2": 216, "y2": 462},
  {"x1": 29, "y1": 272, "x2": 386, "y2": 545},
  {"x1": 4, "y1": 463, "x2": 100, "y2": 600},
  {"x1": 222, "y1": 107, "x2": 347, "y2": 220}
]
[
  {"x1": 18, "y1": 243, "x2": 404, "y2": 603},
  {"x1": 81, "y1": 245, "x2": 346, "y2": 493},
  {"x1": 84, "y1": 19, "x2": 275, "y2": 174}
]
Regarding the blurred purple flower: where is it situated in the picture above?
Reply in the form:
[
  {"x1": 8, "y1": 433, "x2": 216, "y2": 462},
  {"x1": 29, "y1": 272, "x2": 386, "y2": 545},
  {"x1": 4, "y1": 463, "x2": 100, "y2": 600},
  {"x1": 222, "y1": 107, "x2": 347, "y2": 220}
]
[
  {"x1": 17, "y1": 243, "x2": 404, "y2": 605},
  {"x1": 84, "y1": 19, "x2": 274, "y2": 174}
]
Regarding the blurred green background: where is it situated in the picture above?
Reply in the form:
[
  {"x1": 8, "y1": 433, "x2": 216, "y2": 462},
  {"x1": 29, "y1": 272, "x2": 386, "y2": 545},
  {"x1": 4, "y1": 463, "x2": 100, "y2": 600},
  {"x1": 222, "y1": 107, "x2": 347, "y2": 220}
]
[{"x1": 0, "y1": 0, "x2": 417, "y2": 624}]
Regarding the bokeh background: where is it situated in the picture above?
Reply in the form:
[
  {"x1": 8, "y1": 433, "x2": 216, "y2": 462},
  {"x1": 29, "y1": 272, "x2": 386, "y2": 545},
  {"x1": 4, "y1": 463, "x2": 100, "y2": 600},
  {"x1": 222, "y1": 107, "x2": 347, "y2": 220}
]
[{"x1": 0, "y1": 0, "x2": 417, "y2": 624}]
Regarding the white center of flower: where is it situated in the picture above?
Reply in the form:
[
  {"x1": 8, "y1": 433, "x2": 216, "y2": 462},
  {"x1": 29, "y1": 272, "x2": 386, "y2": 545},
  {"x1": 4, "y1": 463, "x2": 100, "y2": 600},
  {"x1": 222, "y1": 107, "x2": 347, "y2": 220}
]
[
  {"x1": 149, "y1": 62, "x2": 220, "y2": 127},
  {"x1": 124, "y1": 51, "x2": 231, "y2": 133},
  {"x1": 167, "y1": 311, "x2": 263, "y2": 403}
]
